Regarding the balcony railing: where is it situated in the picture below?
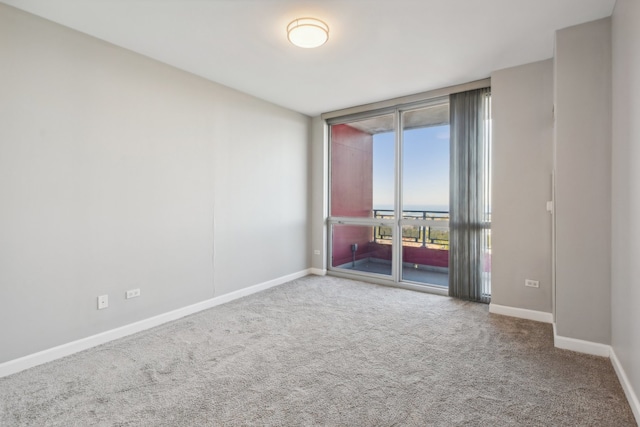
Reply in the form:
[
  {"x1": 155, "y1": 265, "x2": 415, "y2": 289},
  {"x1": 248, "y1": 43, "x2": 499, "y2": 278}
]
[{"x1": 373, "y1": 209, "x2": 450, "y2": 248}]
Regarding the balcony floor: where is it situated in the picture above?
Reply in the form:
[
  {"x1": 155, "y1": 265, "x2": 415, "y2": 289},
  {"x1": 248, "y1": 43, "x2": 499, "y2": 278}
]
[{"x1": 339, "y1": 259, "x2": 448, "y2": 288}]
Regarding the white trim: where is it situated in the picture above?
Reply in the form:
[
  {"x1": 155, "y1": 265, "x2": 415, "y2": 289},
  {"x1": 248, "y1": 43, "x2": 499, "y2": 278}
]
[
  {"x1": 611, "y1": 348, "x2": 640, "y2": 424},
  {"x1": 550, "y1": 330, "x2": 638, "y2": 423},
  {"x1": 552, "y1": 323, "x2": 611, "y2": 357},
  {"x1": 489, "y1": 305, "x2": 638, "y2": 419},
  {"x1": 489, "y1": 303, "x2": 554, "y2": 323},
  {"x1": 0, "y1": 269, "x2": 311, "y2": 378},
  {"x1": 310, "y1": 268, "x2": 327, "y2": 276}
]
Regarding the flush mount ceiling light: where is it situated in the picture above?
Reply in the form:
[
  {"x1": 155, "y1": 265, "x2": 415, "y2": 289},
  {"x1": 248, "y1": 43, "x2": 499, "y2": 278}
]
[{"x1": 287, "y1": 18, "x2": 329, "y2": 48}]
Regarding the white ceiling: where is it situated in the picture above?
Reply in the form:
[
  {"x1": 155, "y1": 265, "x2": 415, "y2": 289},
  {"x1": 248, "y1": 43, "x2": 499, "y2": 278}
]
[{"x1": 1, "y1": 0, "x2": 616, "y2": 116}]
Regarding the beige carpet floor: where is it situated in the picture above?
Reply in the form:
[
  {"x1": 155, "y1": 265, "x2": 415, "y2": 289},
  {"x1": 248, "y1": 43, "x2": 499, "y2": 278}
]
[{"x1": 0, "y1": 275, "x2": 636, "y2": 426}]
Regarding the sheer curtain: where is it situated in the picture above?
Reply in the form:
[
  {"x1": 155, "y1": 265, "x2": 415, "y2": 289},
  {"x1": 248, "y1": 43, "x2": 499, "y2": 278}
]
[{"x1": 449, "y1": 88, "x2": 492, "y2": 303}]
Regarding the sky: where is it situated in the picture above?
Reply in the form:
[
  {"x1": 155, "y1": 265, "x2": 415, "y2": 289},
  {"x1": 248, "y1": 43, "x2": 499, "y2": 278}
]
[{"x1": 372, "y1": 125, "x2": 450, "y2": 211}]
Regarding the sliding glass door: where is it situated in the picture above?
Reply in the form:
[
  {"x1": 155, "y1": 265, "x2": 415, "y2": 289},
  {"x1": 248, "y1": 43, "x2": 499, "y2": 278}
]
[
  {"x1": 329, "y1": 113, "x2": 396, "y2": 279},
  {"x1": 328, "y1": 99, "x2": 452, "y2": 290},
  {"x1": 399, "y1": 104, "x2": 450, "y2": 287}
]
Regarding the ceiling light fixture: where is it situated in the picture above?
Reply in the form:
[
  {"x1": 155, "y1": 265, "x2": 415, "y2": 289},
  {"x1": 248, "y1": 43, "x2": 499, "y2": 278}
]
[{"x1": 287, "y1": 18, "x2": 329, "y2": 49}]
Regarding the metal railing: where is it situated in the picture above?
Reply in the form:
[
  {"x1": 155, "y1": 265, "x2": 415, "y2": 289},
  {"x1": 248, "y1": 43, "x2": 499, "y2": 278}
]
[{"x1": 373, "y1": 209, "x2": 450, "y2": 248}]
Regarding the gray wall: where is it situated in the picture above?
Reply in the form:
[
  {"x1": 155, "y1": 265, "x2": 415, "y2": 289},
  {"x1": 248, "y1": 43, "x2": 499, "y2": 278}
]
[
  {"x1": 554, "y1": 18, "x2": 611, "y2": 344},
  {"x1": 491, "y1": 59, "x2": 554, "y2": 313},
  {"x1": 0, "y1": 4, "x2": 310, "y2": 363},
  {"x1": 611, "y1": 0, "x2": 640, "y2": 406},
  {"x1": 310, "y1": 116, "x2": 327, "y2": 272}
]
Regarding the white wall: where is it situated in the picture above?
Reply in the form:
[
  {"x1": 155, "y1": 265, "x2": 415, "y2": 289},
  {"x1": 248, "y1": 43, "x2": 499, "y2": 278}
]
[
  {"x1": 491, "y1": 59, "x2": 554, "y2": 314},
  {"x1": 310, "y1": 116, "x2": 327, "y2": 272},
  {"x1": 554, "y1": 18, "x2": 611, "y2": 344},
  {"x1": 611, "y1": 0, "x2": 640, "y2": 412},
  {"x1": 0, "y1": 4, "x2": 310, "y2": 363}
]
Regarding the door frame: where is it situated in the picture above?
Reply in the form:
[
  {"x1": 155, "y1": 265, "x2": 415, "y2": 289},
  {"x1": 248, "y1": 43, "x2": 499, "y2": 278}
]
[{"x1": 326, "y1": 97, "x2": 450, "y2": 294}]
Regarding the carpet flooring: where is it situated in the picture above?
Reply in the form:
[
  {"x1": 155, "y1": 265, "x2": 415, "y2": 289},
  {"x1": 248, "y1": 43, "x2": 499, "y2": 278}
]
[{"x1": 0, "y1": 275, "x2": 636, "y2": 426}]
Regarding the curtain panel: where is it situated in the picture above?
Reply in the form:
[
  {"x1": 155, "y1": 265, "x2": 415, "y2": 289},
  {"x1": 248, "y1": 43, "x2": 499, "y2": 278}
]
[{"x1": 449, "y1": 87, "x2": 492, "y2": 303}]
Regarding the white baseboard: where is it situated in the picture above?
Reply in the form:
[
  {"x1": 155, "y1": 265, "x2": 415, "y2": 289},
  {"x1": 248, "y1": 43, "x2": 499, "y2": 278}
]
[
  {"x1": 488, "y1": 303, "x2": 637, "y2": 420},
  {"x1": 0, "y1": 269, "x2": 311, "y2": 378},
  {"x1": 309, "y1": 268, "x2": 327, "y2": 276},
  {"x1": 552, "y1": 327, "x2": 638, "y2": 423},
  {"x1": 552, "y1": 323, "x2": 612, "y2": 357},
  {"x1": 489, "y1": 303, "x2": 553, "y2": 323},
  {"x1": 610, "y1": 348, "x2": 640, "y2": 424}
]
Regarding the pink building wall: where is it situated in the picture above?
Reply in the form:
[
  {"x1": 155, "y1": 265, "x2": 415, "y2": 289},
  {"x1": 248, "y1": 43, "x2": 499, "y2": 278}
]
[{"x1": 330, "y1": 124, "x2": 373, "y2": 217}]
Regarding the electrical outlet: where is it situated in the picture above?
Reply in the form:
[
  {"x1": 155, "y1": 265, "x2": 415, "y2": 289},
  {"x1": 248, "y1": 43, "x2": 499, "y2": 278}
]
[
  {"x1": 313, "y1": 249, "x2": 320, "y2": 255},
  {"x1": 97, "y1": 295, "x2": 109, "y2": 309},
  {"x1": 525, "y1": 279, "x2": 540, "y2": 288},
  {"x1": 126, "y1": 288, "x2": 141, "y2": 299}
]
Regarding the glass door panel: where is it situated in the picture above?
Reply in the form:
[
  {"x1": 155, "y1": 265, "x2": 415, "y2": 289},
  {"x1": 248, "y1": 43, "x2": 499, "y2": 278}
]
[
  {"x1": 330, "y1": 224, "x2": 393, "y2": 278},
  {"x1": 481, "y1": 228, "x2": 492, "y2": 296},
  {"x1": 329, "y1": 112, "x2": 396, "y2": 280},
  {"x1": 401, "y1": 224, "x2": 448, "y2": 287},
  {"x1": 400, "y1": 103, "x2": 450, "y2": 286}
]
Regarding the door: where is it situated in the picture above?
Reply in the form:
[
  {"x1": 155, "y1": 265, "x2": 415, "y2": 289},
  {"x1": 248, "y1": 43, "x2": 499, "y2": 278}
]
[
  {"x1": 329, "y1": 112, "x2": 396, "y2": 280},
  {"x1": 399, "y1": 104, "x2": 450, "y2": 287},
  {"x1": 328, "y1": 99, "x2": 451, "y2": 290}
]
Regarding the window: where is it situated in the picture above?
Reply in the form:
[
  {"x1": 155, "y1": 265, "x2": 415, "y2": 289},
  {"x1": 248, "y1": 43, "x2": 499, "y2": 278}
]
[
  {"x1": 328, "y1": 98, "x2": 453, "y2": 290},
  {"x1": 327, "y1": 88, "x2": 492, "y2": 301}
]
